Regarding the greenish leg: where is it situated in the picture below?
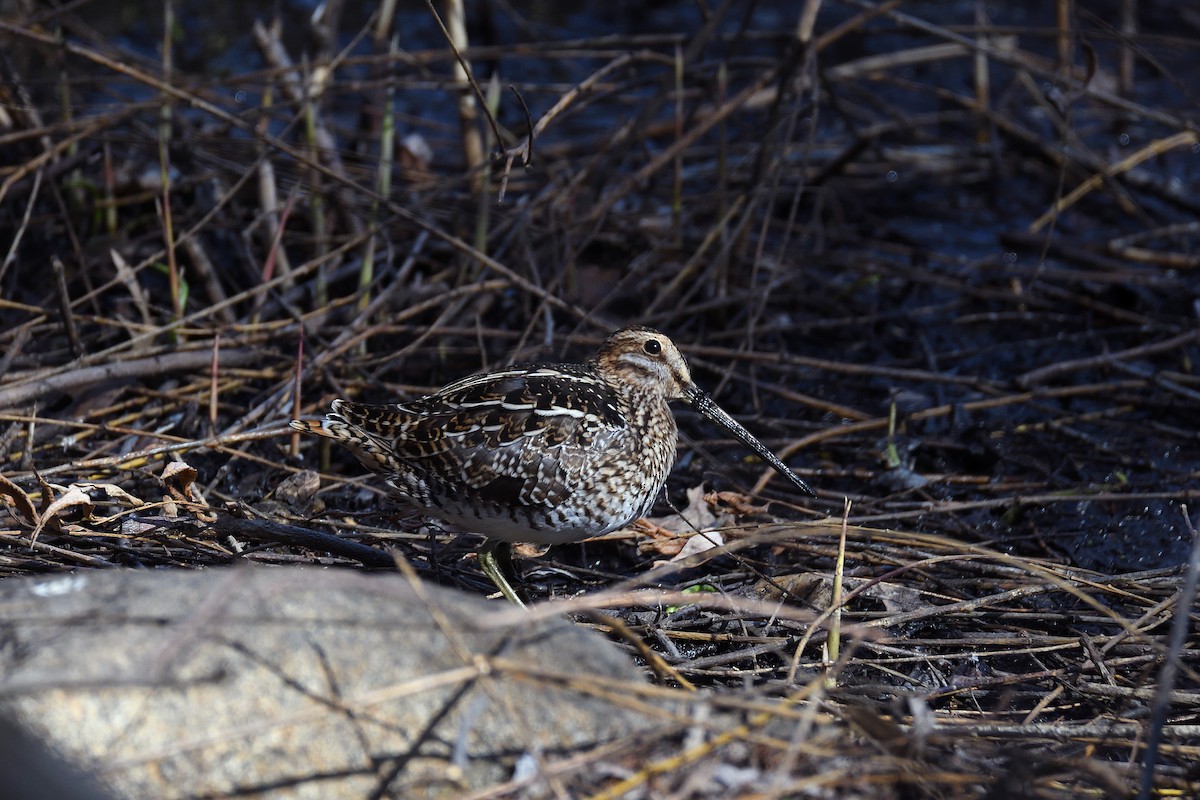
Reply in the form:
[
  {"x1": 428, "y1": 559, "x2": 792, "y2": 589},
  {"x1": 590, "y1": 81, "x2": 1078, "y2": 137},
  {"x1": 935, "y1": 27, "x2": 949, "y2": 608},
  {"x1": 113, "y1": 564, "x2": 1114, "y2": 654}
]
[{"x1": 479, "y1": 540, "x2": 527, "y2": 608}]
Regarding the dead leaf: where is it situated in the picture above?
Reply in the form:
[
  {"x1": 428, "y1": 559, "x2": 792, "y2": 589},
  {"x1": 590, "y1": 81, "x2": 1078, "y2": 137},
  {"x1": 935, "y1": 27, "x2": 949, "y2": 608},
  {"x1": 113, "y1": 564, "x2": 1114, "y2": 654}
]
[
  {"x1": 161, "y1": 461, "x2": 200, "y2": 503},
  {"x1": 161, "y1": 461, "x2": 198, "y2": 491},
  {"x1": 658, "y1": 529, "x2": 725, "y2": 567},
  {"x1": 754, "y1": 572, "x2": 924, "y2": 613},
  {"x1": 0, "y1": 473, "x2": 37, "y2": 526},
  {"x1": 633, "y1": 518, "x2": 689, "y2": 557},
  {"x1": 639, "y1": 485, "x2": 735, "y2": 559},
  {"x1": 121, "y1": 516, "x2": 171, "y2": 537},
  {"x1": 31, "y1": 485, "x2": 94, "y2": 543},
  {"x1": 76, "y1": 482, "x2": 145, "y2": 507},
  {"x1": 274, "y1": 469, "x2": 321, "y2": 506},
  {"x1": 33, "y1": 470, "x2": 58, "y2": 521},
  {"x1": 754, "y1": 573, "x2": 834, "y2": 608},
  {"x1": 705, "y1": 490, "x2": 770, "y2": 516},
  {"x1": 512, "y1": 542, "x2": 551, "y2": 558},
  {"x1": 642, "y1": 485, "x2": 720, "y2": 535},
  {"x1": 160, "y1": 460, "x2": 216, "y2": 522}
]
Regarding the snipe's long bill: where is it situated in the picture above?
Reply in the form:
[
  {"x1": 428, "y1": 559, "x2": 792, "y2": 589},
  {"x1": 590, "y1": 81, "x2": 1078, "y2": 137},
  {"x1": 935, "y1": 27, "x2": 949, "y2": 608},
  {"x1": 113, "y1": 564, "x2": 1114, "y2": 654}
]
[{"x1": 290, "y1": 326, "x2": 815, "y2": 605}]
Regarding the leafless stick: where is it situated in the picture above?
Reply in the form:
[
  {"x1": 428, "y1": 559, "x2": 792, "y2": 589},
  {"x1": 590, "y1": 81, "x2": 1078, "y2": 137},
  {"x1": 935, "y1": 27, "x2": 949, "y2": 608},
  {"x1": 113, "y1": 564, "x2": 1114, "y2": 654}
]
[
  {"x1": 0, "y1": 349, "x2": 257, "y2": 410},
  {"x1": 1017, "y1": 329, "x2": 1200, "y2": 387},
  {"x1": 50, "y1": 256, "x2": 82, "y2": 359},
  {"x1": 0, "y1": 165, "x2": 42, "y2": 284}
]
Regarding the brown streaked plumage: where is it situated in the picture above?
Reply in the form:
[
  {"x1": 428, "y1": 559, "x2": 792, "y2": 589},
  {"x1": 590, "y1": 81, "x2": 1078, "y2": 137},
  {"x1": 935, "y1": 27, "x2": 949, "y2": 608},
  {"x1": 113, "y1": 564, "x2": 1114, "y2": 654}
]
[{"x1": 290, "y1": 326, "x2": 815, "y2": 601}]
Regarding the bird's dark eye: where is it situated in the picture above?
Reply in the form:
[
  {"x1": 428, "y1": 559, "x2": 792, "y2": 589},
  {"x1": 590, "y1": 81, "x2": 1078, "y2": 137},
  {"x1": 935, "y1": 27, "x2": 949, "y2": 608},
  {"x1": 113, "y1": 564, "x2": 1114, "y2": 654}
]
[{"x1": 643, "y1": 339, "x2": 662, "y2": 356}]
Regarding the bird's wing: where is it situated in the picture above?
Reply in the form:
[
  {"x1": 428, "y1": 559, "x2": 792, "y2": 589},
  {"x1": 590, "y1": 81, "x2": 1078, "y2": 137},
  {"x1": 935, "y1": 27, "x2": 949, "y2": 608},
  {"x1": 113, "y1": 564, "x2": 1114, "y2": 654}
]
[{"x1": 333, "y1": 365, "x2": 628, "y2": 508}]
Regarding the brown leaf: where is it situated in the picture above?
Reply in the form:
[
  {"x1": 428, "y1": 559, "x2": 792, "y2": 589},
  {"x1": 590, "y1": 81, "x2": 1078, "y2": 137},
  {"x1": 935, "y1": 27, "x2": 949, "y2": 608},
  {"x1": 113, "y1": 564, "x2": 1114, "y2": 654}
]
[
  {"x1": 642, "y1": 485, "x2": 719, "y2": 535},
  {"x1": 76, "y1": 482, "x2": 145, "y2": 507},
  {"x1": 34, "y1": 470, "x2": 58, "y2": 519},
  {"x1": 754, "y1": 572, "x2": 923, "y2": 614},
  {"x1": 274, "y1": 469, "x2": 321, "y2": 506},
  {"x1": 161, "y1": 461, "x2": 199, "y2": 503},
  {"x1": 161, "y1": 461, "x2": 198, "y2": 491},
  {"x1": 639, "y1": 486, "x2": 733, "y2": 559},
  {"x1": 655, "y1": 529, "x2": 725, "y2": 567},
  {"x1": 160, "y1": 460, "x2": 216, "y2": 521},
  {"x1": 31, "y1": 485, "x2": 94, "y2": 543},
  {"x1": 0, "y1": 473, "x2": 38, "y2": 526},
  {"x1": 511, "y1": 542, "x2": 552, "y2": 558},
  {"x1": 705, "y1": 490, "x2": 770, "y2": 517},
  {"x1": 632, "y1": 518, "x2": 686, "y2": 556}
]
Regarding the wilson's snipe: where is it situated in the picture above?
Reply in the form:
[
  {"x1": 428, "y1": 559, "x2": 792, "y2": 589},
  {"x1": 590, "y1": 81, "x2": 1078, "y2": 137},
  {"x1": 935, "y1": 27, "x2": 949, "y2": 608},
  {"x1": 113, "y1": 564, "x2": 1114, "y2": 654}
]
[{"x1": 290, "y1": 326, "x2": 815, "y2": 603}]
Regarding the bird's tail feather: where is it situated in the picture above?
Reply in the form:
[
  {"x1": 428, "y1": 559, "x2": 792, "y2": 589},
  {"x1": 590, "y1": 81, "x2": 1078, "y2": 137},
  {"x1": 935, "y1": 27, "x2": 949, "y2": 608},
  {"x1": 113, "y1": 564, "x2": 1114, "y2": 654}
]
[{"x1": 290, "y1": 400, "x2": 407, "y2": 473}]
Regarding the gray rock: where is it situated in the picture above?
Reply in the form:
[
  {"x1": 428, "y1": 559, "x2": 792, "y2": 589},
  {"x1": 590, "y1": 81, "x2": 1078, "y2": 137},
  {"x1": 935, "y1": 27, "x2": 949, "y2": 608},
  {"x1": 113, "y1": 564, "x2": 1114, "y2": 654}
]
[{"x1": 0, "y1": 568, "x2": 659, "y2": 799}]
